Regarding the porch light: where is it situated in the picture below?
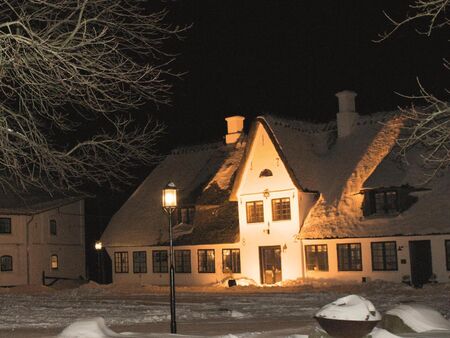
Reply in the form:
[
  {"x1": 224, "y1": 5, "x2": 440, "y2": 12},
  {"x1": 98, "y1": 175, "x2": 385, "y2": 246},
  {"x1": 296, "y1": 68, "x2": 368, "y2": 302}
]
[{"x1": 94, "y1": 241, "x2": 102, "y2": 251}]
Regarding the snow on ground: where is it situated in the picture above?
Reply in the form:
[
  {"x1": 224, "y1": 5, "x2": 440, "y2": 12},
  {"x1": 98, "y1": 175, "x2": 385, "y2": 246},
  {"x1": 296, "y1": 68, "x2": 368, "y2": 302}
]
[{"x1": 1, "y1": 280, "x2": 450, "y2": 337}]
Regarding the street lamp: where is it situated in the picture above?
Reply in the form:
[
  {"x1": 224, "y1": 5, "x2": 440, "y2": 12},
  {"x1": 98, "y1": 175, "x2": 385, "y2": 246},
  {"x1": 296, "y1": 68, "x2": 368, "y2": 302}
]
[
  {"x1": 162, "y1": 181, "x2": 177, "y2": 334},
  {"x1": 94, "y1": 241, "x2": 103, "y2": 284}
]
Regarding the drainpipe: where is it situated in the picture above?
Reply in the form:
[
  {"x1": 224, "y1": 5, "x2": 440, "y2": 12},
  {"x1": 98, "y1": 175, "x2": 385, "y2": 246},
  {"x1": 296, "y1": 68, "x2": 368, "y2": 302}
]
[
  {"x1": 26, "y1": 214, "x2": 35, "y2": 285},
  {"x1": 299, "y1": 239, "x2": 306, "y2": 280}
]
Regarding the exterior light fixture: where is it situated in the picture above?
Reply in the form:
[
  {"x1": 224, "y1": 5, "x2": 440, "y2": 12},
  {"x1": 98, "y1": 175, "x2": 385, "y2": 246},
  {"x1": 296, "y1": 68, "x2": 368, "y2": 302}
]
[
  {"x1": 162, "y1": 181, "x2": 177, "y2": 334},
  {"x1": 94, "y1": 241, "x2": 102, "y2": 251}
]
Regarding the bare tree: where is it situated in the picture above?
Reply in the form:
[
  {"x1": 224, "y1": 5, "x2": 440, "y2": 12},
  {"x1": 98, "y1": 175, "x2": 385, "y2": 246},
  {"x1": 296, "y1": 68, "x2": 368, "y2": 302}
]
[
  {"x1": 0, "y1": 0, "x2": 187, "y2": 195},
  {"x1": 377, "y1": 0, "x2": 449, "y2": 179}
]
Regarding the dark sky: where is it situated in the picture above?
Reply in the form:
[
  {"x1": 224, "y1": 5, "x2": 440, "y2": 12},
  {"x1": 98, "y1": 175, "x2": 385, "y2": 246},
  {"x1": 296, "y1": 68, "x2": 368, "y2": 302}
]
[
  {"x1": 151, "y1": 0, "x2": 445, "y2": 150},
  {"x1": 87, "y1": 0, "x2": 446, "y2": 279}
]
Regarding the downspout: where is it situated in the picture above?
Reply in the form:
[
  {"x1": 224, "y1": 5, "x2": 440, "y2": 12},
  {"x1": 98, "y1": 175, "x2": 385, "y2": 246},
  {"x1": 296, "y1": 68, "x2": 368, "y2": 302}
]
[{"x1": 26, "y1": 214, "x2": 35, "y2": 285}]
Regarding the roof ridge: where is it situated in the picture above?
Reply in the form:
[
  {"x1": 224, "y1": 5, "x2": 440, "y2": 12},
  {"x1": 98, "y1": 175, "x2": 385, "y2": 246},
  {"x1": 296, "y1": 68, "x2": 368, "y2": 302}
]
[{"x1": 171, "y1": 141, "x2": 223, "y2": 155}]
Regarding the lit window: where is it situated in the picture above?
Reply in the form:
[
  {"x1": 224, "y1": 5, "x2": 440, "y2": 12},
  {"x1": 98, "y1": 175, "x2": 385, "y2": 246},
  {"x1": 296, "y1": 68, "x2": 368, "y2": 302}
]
[
  {"x1": 371, "y1": 242, "x2": 397, "y2": 271},
  {"x1": 133, "y1": 251, "x2": 147, "y2": 273},
  {"x1": 114, "y1": 252, "x2": 128, "y2": 273},
  {"x1": 0, "y1": 255, "x2": 12, "y2": 271},
  {"x1": 305, "y1": 245, "x2": 328, "y2": 271},
  {"x1": 222, "y1": 249, "x2": 241, "y2": 273},
  {"x1": 152, "y1": 250, "x2": 168, "y2": 273},
  {"x1": 175, "y1": 250, "x2": 191, "y2": 273},
  {"x1": 337, "y1": 243, "x2": 362, "y2": 271},
  {"x1": 51, "y1": 255, "x2": 59, "y2": 270},
  {"x1": 246, "y1": 201, "x2": 264, "y2": 223},
  {"x1": 198, "y1": 249, "x2": 215, "y2": 273},
  {"x1": 49, "y1": 219, "x2": 57, "y2": 236},
  {"x1": 272, "y1": 198, "x2": 291, "y2": 221},
  {"x1": 0, "y1": 218, "x2": 11, "y2": 234}
]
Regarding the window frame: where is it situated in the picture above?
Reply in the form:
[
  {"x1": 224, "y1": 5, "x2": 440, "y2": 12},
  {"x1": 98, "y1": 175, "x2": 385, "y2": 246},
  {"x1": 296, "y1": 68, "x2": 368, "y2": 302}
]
[
  {"x1": 0, "y1": 218, "x2": 11, "y2": 234},
  {"x1": 133, "y1": 251, "x2": 147, "y2": 273},
  {"x1": 371, "y1": 241, "x2": 398, "y2": 271},
  {"x1": 271, "y1": 198, "x2": 291, "y2": 221},
  {"x1": 198, "y1": 249, "x2": 215, "y2": 273},
  {"x1": 246, "y1": 200, "x2": 264, "y2": 224},
  {"x1": 49, "y1": 219, "x2": 57, "y2": 236},
  {"x1": 446, "y1": 240, "x2": 450, "y2": 271},
  {"x1": 114, "y1": 251, "x2": 129, "y2": 273},
  {"x1": 176, "y1": 207, "x2": 195, "y2": 225},
  {"x1": 0, "y1": 255, "x2": 13, "y2": 272},
  {"x1": 175, "y1": 250, "x2": 191, "y2": 273},
  {"x1": 337, "y1": 243, "x2": 362, "y2": 271},
  {"x1": 50, "y1": 254, "x2": 59, "y2": 270},
  {"x1": 152, "y1": 250, "x2": 168, "y2": 273},
  {"x1": 305, "y1": 244, "x2": 329, "y2": 271},
  {"x1": 222, "y1": 249, "x2": 241, "y2": 273}
]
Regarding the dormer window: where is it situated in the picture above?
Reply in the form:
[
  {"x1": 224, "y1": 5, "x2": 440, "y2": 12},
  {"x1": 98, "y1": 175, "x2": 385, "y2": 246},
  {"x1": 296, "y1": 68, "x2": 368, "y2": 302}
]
[
  {"x1": 363, "y1": 188, "x2": 399, "y2": 216},
  {"x1": 176, "y1": 207, "x2": 195, "y2": 225},
  {"x1": 259, "y1": 169, "x2": 273, "y2": 177}
]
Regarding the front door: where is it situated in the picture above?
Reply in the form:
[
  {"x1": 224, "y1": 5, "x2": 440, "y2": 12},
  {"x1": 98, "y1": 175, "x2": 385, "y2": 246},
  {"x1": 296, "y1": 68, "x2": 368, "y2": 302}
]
[
  {"x1": 259, "y1": 246, "x2": 282, "y2": 284},
  {"x1": 409, "y1": 240, "x2": 432, "y2": 287}
]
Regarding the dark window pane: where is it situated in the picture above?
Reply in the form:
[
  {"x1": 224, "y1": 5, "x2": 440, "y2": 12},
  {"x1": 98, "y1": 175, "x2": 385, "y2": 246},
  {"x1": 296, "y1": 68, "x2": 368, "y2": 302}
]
[
  {"x1": 50, "y1": 220, "x2": 57, "y2": 235},
  {"x1": 0, "y1": 255, "x2": 12, "y2": 271},
  {"x1": 175, "y1": 250, "x2": 191, "y2": 273},
  {"x1": 114, "y1": 252, "x2": 128, "y2": 273},
  {"x1": 305, "y1": 245, "x2": 328, "y2": 271},
  {"x1": 0, "y1": 218, "x2": 11, "y2": 234},
  {"x1": 152, "y1": 250, "x2": 168, "y2": 273},
  {"x1": 372, "y1": 242, "x2": 397, "y2": 271},
  {"x1": 223, "y1": 249, "x2": 241, "y2": 273},
  {"x1": 198, "y1": 249, "x2": 215, "y2": 273},
  {"x1": 337, "y1": 243, "x2": 362, "y2": 271},
  {"x1": 133, "y1": 251, "x2": 147, "y2": 273}
]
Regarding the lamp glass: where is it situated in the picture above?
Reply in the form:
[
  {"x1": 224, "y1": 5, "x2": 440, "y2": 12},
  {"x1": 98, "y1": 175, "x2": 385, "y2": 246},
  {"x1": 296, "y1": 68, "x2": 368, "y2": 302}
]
[
  {"x1": 162, "y1": 183, "x2": 177, "y2": 208},
  {"x1": 95, "y1": 241, "x2": 102, "y2": 250}
]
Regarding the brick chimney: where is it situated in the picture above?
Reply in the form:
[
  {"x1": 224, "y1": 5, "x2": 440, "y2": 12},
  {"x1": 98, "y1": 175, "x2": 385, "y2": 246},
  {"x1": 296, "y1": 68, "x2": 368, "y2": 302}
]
[
  {"x1": 336, "y1": 90, "x2": 358, "y2": 138},
  {"x1": 225, "y1": 116, "x2": 245, "y2": 144}
]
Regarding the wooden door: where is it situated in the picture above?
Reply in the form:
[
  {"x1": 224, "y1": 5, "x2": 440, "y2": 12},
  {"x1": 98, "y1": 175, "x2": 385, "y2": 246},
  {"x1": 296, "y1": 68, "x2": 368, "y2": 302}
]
[
  {"x1": 259, "y1": 246, "x2": 282, "y2": 284},
  {"x1": 409, "y1": 240, "x2": 432, "y2": 287}
]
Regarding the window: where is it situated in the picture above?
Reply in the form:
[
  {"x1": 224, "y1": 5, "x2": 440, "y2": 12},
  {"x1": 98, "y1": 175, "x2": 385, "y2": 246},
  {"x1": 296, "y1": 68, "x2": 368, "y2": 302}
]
[
  {"x1": 0, "y1": 255, "x2": 12, "y2": 271},
  {"x1": 49, "y1": 219, "x2": 57, "y2": 236},
  {"x1": 175, "y1": 250, "x2": 191, "y2": 273},
  {"x1": 133, "y1": 251, "x2": 147, "y2": 273},
  {"x1": 446, "y1": 241, "x2": 450, "y2": 271},
  {"x1": 198, "y1": 249, "x2": 215, "y2": 273},
  {"x1": 176, "y1": 207, "x2": 195, "y2": 225},
  {"x1": 272, "y1": 198, "x2": 291, "y2": 221},
  {"x1": 0, "y1": 218, "x2": 11, "y2": 234},
  {"x1": 375, "y1": 191, "x2": 398, "y2": 214},
  {"x1": 246, "y1": 201, "x2": 264, "y2": 223},
  {"x1": 363, "y1": 189, "x2": 399, "y2": 216},
  {"x1": 152, "y1": 250, "x2": 168, "y2": 273},
  {"x1": 259, "y1": 169, "x2": 273, "y2": 177},
  {"x1": 337, "y1": 243, "x2": 362, "y2": 271},
  {"x1": 51, "y1": 254, "x2": 59, "y2": 270},
  {"x1": 114, "y1": 252, "x2": 128, "y2": 273},
  {"x1": 305, "y1": 245, "x2": 328, "y2": 271},
  {"x1": 371, "y1": 242, "x2": 397, "y2": 271},
  {"x1": 222, "y1": 249, "x2": 241, "y2": 273}
]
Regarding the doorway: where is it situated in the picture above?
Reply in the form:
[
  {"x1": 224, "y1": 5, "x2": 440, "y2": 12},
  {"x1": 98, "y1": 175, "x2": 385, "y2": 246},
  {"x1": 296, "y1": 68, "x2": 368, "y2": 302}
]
[
  {"x1": 409, "y1": 240, "x2": 432, "y2": 287},
  {"x1": 259, "y1": 246, "x2": 282, "y2": 284}
]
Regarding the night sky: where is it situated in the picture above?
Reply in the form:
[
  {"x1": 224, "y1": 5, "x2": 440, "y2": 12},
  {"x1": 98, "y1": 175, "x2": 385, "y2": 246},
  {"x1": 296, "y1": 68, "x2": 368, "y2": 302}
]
[{"x1": 86, "y1": 0, "x2": 446, "y2": 280}]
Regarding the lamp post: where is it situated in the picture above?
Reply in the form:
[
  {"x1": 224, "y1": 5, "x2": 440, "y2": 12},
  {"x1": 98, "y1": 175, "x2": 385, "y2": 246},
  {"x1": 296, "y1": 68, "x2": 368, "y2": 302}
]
[
  {"x1": 94, "y1": 241, "x2": 103, "y2": 284},
  {"x1": 162, "y1": 181, "x2": 177, "y2": 334}
]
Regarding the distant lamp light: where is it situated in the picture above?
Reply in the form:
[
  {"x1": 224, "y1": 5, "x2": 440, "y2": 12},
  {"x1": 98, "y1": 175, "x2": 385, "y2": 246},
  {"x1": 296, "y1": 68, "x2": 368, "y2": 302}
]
[
  {"x1": 94, "y1": 241, "x2": 102, "y2": 251},
  {"x1": 162, "y1": 182, "x2": 177, "y2": 209}
]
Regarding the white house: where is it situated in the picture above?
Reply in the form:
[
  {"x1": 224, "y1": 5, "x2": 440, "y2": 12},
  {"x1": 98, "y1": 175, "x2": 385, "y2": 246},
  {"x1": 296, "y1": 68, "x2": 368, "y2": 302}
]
[
  {"x1": 0, "y1": 192, "x2": 86, "y2": 286},
  {"x1": 101, "y1": 91, "x2": 450, "y2": 287}
]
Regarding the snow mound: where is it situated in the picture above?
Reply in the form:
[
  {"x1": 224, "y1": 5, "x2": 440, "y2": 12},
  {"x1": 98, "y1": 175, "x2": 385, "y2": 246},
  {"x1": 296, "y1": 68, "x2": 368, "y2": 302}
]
[
  {"x1": 315, "y1": 294, "x2": 381, "y2": 321},
  {"x1": 385, "y1": 304, "x2": 450, "y2": 333},
  {"x1": 221, "y1": 277, "x2": 257, "y2": 287},
  {"x1": 369, "y1": 327, "x2": 400, "y2": 338},
  {"x1": 58, "y1": 317, "x2": 120, "y2": 338}
]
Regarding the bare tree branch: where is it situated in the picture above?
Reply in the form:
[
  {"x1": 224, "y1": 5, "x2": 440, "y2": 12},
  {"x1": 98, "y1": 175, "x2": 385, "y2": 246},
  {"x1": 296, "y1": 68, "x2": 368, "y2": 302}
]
[{"x1": 0, "y1": 0, "x2": 188, "y2": 195}]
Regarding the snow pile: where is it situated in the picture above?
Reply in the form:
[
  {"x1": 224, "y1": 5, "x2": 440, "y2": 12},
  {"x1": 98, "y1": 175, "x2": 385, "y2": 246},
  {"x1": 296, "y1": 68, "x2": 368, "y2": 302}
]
[
  {"x1": 385, "y1": 304, "x2": 450, "y2": 333},
  {"x1": 59, "y1": 317, "x2": 119, "y2": 338},
  {"x1": 315, "y1": 294, "x2": 381, "y2": 321}
]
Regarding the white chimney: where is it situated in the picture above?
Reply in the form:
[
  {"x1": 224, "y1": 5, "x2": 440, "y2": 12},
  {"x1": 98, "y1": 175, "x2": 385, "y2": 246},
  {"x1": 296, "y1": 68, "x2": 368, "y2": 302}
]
[
  {"x1": 225, "y1": 116, "x2": 245, "y2": 144},
  {"x1": 335, "y1": 90, "x2": 358, "y2": 138}
]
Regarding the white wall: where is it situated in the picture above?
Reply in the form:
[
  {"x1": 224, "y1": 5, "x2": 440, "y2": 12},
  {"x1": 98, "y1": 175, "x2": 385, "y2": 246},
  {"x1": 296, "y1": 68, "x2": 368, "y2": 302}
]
[
  {"x1": 303, "y1": 235, "x2": 450, "y2": 283},
  {"x1": 107, "y1": 243, "x2": 241, "y2": 286}
]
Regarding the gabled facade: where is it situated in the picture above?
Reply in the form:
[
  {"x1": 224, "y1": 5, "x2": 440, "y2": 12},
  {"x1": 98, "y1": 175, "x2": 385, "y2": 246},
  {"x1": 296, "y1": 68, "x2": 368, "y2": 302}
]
[
  {"x1": 102, "y1": 91, "x2": 450, "y2": 287},
  {"x1": 0, "y1": 193, "x2": 85, "y2": 286}
]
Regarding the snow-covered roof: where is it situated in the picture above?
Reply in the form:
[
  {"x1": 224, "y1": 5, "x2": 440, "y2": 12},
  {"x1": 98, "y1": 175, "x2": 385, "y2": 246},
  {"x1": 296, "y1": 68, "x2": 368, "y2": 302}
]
[
  {"x1": 101, "y1": 140, "x2": 245, "y2": 247},
  {"x1": 258, "y1": 113, "x2": 450, "y2": 238},
  {"x1": 0, "y1": 190, "x2": 83, "y2": 215}
]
